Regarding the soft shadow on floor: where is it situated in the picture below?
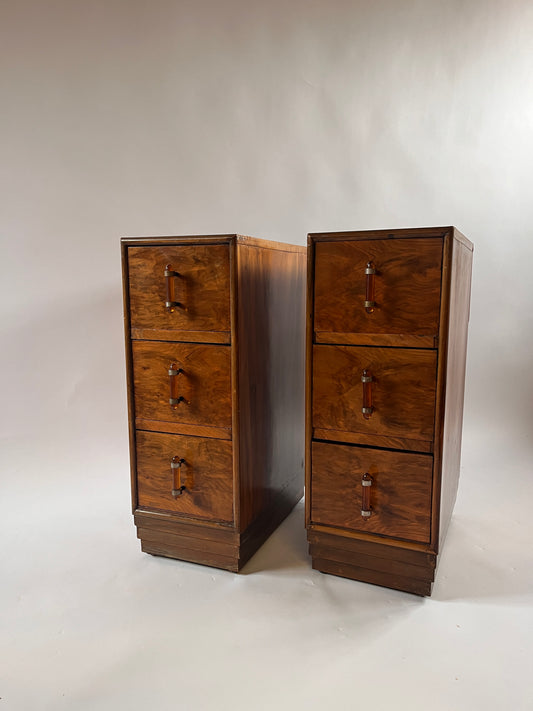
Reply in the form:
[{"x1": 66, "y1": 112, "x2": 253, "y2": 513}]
[
  {"x1": 432, "y1": 515, "x2": 532, "y2": 603},
  {"x1": 240, "y1": 499, "x2": 310, "y2": 575}
]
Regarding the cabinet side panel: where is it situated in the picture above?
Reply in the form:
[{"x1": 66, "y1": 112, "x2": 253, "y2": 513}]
[
  {"x1": 121, "y1": 242, "x2": 138, "y2": 512},
  {"x1": 439, "y1": 235, "x2": 473, "y2": 548},
  {"x1": 237, "y1": 243, "x2": 306, "y2": 531}
]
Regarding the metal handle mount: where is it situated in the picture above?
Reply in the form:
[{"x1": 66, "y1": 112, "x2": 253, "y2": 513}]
[
  {"x1": 364, "y1": 261, "x2": 376, "y2": 313},
  {"x1": 171, "y1": 456, "x2": 186, "y2": 497},
  {"x1": 361, "y1": 473, "x2": 373, "y2": 518},
  {"x1": 169, "y1": 363, "x2": 184, "y2": 409},
  {"x1": 361, "y1": 369, "x2": 374, "y2": 419},
  {"x1": 164, "y1": 264, "x2": 181, "y2": 312}
]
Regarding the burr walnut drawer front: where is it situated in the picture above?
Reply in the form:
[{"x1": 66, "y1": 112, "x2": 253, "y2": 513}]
[
  {"x1": 312, "y1": 345, "x2": 437, "y2": 444},
  {"x1": 311, "y1": 441, "x2": 432, "y2": 544},
  {"x1": 313, "y1": 238, "x2": 443, "y2": 346},
  {"x1": 132, "y1": 341, "x2": 232, "y2": 429},
  {"x1": 136, "y1": 430, "x2": 234, "y2": 523},
  {"x1": 127, "y1": 243, "x2": 231, "y2": 341}
]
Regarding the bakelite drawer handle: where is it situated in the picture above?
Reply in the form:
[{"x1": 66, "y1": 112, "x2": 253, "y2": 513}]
[
  {"x1": 164, "y1": 264, "x2": 181, "y2": 312},
  {"x1": 361, "y1": 473, "x2": 373, "y2": 519},
  {"x1": 364, "y1": 261, "x2": 376, "y2": 313},
  {"x1": 361, "y1": 369, "x2": 374, "y2": 419},
  {"x1": 171, "y1": 456, "x2": 186, "y2": 497},
  {"x1": 168, "y1": 363, "x2": 184, "y2": 409}
]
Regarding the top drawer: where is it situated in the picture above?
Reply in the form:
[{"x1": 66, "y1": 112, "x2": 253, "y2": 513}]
[
  {"x1": 313, "y1": 238, "x2": 443, "y2": 347},
  {"x1": 127, "y1": 243, "x2": 231, "y2": 342}
]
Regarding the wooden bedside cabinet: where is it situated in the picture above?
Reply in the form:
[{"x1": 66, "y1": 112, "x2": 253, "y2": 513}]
[
  {"x1": 122, "y1": 235, "x2": 306, "y2": 571},
  {"x1": 306, "y1": 227, "x2": 473, "y2": 595}
]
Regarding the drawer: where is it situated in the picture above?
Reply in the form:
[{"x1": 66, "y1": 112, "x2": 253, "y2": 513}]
[
  {"x1": 133, "y1": 341, "x2": 232, "y2": 429},
  {"x1": 127, "y1": 243, "x2": 231, "y2": 341},
  {"x1": 136, "y1": 430, "x2": 234, "y2": 523},
  {"x1": 314, "y1": 238, "x2": 442, "y2": 346},
  {"x1": 311, "y1": 441, "x2": 432, "y2": 543},
  {"x1": 312, "y1": 345, "x2": 437, "y2": 444}
]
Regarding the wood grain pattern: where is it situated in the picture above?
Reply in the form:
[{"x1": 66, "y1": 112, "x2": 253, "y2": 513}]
[
  {"x1": 236, "y1": 242, "x2": 306, "y2": 530},
  {"x1": 307, "y1": 529, "x2": 436, "y2": 567},
  {"x1": 131, "y1": 329, "x2": 230, "y2": 343},
  {"x1": 315, "y1": 332, "x2": 436, "y2": 348},
  {"x1": 136, "y1": 430, "x2": 234, "y2": 523},
  {"x1": 311, "y1": 441, "x2": 433, "y2": 543},
  {"x1": 132, "y1": 341, "x2": 232, "y2": 429},
  {"x1": 134, "y1": 509, "x2": 237, "y2": 540},
  {"x1": 137, "y1": 528, "x2": 239, "y2": 557},
  {"x1": 312, "y1": 428, "x2": 433, "y2": 453},
  {"x1": 309, "y1": 544, "x2": 435, "y2": 581},
  {"x1": 314, "y1": 238, "x2": 442, "y2": 339},
  {"x1": 128, "y1": 243, "x2": 231, "y2": 338},
  {"x1": 435, "y1": 230, "x2": 473, "y2": 548},
  {"x1": 141, "y1": 540, "x2": 239, "y2": 572},
  {"x1": 123, "y1": 234, "x2": 306, "y2": 572},
  {"x1": 312, "y1": 558, "x2": 433, "y2": 596},
  {"x1": 306, "y1": 226, "x2": 472, "y2": 595},
  {"x1": 312, "y1": 345, "x2": 437, "y2": 443}
]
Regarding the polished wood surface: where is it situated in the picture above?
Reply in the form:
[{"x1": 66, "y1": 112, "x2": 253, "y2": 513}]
[
  {"x1": 122, "y1": 234, "x2": 306, "y2": 572},
  {"x1": 306, "y1": 226, "x2": 473, "y2": 595},
  {"x1": 312, "y1": 557, "x2": 432, "y2": 596},
  {"x1": 307, "y1": 529, "x2": 436, "y2": 567},
  {"x1": 237, "y1": 243, "x2": 306, "y2": 530},
  {"x1": 312, "y1": 428, "x2": 433, "y2": 453},
  {"x1": 128, "y1": 243, "x2": 231, "y2": 338},
  {"x1": 312, "y1": 345, "x2": 437, "y2": 442},
  {"x1": 132, "y1": 340, "x2": 232, "y2": 429},
  {"x1": 311, "y1": 441, "x2": 432, "y2": 543},
  {"x1": 314, "y1": 237, "x2": 442, "y2": 342},
  {"x1": 136, "y1": 430, "x2": 234, "y2": 523},
  {"x1": 314, "y1": 332, "x2": 436, "y2": 348},
  {"x1": 434, "y1": 229, "x2": 474, "y2": 549}
]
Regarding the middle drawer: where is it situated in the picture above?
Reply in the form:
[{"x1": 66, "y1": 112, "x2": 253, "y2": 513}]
[
  {"x1": 312, "y1": 345, "x2": 437, "y2": 445},
  {"x1": 132, "y1": 341, "x2": 232, "y2": 430}
]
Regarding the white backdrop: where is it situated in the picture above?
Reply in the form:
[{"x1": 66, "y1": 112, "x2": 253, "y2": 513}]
[{"x1": 1, "y1": 1, "x2": 532, "y2": 709}]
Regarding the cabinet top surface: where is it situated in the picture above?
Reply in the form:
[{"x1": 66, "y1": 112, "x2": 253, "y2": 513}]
[
  {"x1": 308, "y1": 226, "x2": 473, "y2": 251},
  {"x1": 121, "y1": 234, "x2": 306, "y2": 253}
]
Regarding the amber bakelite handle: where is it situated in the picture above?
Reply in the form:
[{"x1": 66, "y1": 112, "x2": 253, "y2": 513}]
[
  {"x1": 361, "y1": 473, "x2": 373, "y2": 518},
  {"x1": 171, "y1": 456, "x2": 186, "y2": 497},
  {"x1": 365, "y1": 261, "x2": 376, "y2": 313},
  {"x1": 361, "y1": 369, "x2": 374, "y2": 419},
  {"x1": 164, "y1": 264, "x2": 180, "y2": 312},
  {"x1": 168, "y1": 363, "x2": 184, "y2": 409}
]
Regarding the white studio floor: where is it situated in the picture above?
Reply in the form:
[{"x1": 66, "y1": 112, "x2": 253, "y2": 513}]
[{"x1": 1, "y1": 424, "x2": 532, "y2": 711}]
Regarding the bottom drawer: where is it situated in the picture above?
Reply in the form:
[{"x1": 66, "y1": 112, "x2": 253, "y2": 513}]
[
  {"x1": 311, "y1": 441, "x2": 432, "y2": 543},
  {"x1": 136, "y1": 430, "x2": 234, "y2": 524}
]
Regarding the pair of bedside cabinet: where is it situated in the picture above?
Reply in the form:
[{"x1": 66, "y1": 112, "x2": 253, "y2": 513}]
[{"x1": 122, "y1": 227, "x2": 473, "y2": 595}]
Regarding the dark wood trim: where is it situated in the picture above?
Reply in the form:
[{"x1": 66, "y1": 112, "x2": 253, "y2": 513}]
[
  {"x1": 312, "y1": 428, "x2": 433, "y2": 454},
  {"x1": 121, "y1": 240, "x2": 138, "y2": 513},
  {"x1": 134, "y1": 509, "x2": 237, "y2": 539},
  {"x1": 431, "y1": 229, "x2": 454, "y2": 552},
  {"x1": 230, "y1": 237, "x2": 240, "y2": 530},
  {"x1": 312, "y1": 558, "x2": 433, "y2": 596},
  {"x1": 314, "y1": 332, "x2": 436, "y2": 348},
  {"x1": 307, "y1": 529, "x2": 436, "y2": 567},
  {"x1": 131, "y1": 329, "x2": 231, "y2": 344},
  {"x1": 135, "y1": 420, "x2": 232, "y2": 440},
  {"x1": 310, "y1": 545, "x2": 435, "y2": 582},
  {"x1": 121, "y1": 235, "x2": 236, "y2": 247},
  {"x1": 141, "y1": 540, "x2": 240, "y2": 572},
  {"x1": 305, "y1": 235, "x2": 316, "y2": 527},
  {"x1": 308, "y1": 523, "x2": 432, "y2": 553},
  {"x1": 308, "y1": 226, "x2": 451, "y2": 243}
]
